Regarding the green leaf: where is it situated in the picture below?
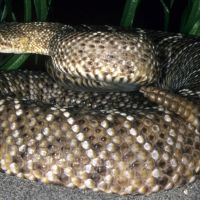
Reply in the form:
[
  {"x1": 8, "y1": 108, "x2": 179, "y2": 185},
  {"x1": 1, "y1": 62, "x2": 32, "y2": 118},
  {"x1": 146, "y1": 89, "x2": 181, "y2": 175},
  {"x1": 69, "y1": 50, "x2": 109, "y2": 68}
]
[
  {"x1": 0, "y1": 55, "x2": 13, "y2": 66},
  {"x1": 181, "y1": 0, "x2": 200, "y2": 34},
  {"x1": 24, "y1": 0, "x2": 32, "y2": 22},
  {"x1": 160, "y1": 0, "x2": 170, "y2": 31},
  {"x1": 160, "y1": 0, "x2": 169, "y2": 14},
  {"x1": 120, "y1": 0, "x2": 141, "y2": 28},
  {"x1": 48, "y1": 0, "x2": 52, "y2": 8},
  {"x1": 189, "y1": 19, "x2": 200, "y2": 36},
  {"x1": 34, "y1": 0, "x2": 51, "y2": 21},
  {"x1": 11, "y1": 11, "x2": 16, "y2": 21},
  {"x1": 1, "y1": 0, "x2": 12, "y2": 21},
  {"x1": 0, "y1": 54, "x2": 30, "y2": 70},
  {"x1": 169, "y1": 0, "x2": 175, "y2": 9},
  {"x1": 0, "y1": 4, "x2": 7, "y2": 21}
]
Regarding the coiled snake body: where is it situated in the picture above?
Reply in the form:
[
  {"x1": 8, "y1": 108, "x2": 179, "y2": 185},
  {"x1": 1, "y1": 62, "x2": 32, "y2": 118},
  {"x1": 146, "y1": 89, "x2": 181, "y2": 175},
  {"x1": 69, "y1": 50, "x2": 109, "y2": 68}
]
[{"x1": 0, "y1": 22, "x2": 199, "y2": 195}]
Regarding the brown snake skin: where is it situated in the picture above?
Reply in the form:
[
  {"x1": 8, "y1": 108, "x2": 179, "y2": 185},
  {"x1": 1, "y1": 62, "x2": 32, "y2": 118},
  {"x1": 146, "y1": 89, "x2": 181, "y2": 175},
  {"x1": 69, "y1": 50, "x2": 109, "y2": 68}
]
[{"x1": 0, "y1": 22, "x2": 199, "y2": 195}]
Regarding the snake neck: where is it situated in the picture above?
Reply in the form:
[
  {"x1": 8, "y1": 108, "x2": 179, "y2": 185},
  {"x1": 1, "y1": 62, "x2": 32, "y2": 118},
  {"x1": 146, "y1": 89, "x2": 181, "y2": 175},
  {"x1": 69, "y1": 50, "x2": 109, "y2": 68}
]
[
  {"x1": 0, "y1": 23, "x2": 159, "y2": 91},
  {"x1": 0, "y1": 22, "x2": 72, "y2": 55}
]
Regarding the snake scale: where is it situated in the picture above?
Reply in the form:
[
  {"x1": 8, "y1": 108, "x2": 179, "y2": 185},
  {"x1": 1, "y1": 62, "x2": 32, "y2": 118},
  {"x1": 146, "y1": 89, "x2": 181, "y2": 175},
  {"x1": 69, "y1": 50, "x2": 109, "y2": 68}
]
[{"x1": 0, "y1": 22, "x2": 199, "y2": 195}]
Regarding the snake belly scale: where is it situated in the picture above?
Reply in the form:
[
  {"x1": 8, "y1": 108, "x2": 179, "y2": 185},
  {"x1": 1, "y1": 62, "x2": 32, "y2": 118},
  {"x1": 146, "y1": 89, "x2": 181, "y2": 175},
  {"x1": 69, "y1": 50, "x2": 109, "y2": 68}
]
[{"x1": 0, "y1": 22, "x2": 199, "y2": 195}]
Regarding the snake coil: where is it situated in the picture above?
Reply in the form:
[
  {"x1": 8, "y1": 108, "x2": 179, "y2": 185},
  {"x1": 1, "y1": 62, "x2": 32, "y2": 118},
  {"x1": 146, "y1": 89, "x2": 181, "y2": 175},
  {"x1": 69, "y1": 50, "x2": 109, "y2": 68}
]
[{"x1": 0, "y1": 22, "x2": 199, "y2": 195}]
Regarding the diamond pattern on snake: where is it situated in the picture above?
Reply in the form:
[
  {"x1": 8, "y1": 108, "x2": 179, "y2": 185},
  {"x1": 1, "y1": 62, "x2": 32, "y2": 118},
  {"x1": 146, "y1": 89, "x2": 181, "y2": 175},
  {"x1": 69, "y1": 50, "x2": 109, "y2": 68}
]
[{"x1": 0, "y1": 22, "x2": 199, "y2": 195}]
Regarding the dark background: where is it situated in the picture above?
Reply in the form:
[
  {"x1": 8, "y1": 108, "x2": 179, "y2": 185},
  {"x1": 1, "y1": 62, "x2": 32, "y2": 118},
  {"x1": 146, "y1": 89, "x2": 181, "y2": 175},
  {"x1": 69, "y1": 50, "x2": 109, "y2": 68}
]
[{"x1": 12, "y1": 0, "x2": 188, "y2": 32}]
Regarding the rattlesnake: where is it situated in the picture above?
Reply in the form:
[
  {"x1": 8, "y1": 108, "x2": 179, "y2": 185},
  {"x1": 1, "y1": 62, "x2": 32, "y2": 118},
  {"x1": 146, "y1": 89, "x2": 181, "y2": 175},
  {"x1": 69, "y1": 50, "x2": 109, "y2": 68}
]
[{"x1": 0, "y1": 22, "x2": 199, "y2": 195}]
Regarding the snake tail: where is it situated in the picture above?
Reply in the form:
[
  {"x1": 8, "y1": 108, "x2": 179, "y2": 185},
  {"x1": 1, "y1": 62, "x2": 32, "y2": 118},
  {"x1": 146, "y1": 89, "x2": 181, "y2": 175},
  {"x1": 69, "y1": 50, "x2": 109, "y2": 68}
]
[{"x1": 140, "y1": 86, "x2": 200, "y2": 129}]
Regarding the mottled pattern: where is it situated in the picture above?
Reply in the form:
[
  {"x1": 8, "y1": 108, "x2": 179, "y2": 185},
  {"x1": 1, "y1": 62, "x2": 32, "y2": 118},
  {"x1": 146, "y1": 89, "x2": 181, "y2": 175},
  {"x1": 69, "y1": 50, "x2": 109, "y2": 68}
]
[
  {"x1": 140, "y1": 87, "x2": 200, "y2": 129},
  {"x1": 49, "y1": 28, "x2": 157, "y2": 91},
  {"x1": 0, "y1": 23, "x2": 158, "y2": 91},
  {"x1": 0, "y1": 23, "x2": 199, "y2": 195}
]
